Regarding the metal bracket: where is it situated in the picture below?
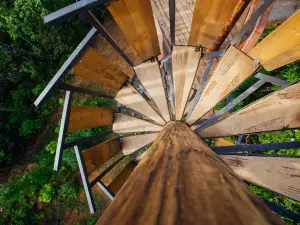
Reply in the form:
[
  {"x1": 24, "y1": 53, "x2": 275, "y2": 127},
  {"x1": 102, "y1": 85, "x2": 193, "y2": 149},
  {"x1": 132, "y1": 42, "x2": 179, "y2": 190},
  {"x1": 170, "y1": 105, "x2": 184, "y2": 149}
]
[{"x1": 195, "y1": 45, "x2": 201, "y2": 52}]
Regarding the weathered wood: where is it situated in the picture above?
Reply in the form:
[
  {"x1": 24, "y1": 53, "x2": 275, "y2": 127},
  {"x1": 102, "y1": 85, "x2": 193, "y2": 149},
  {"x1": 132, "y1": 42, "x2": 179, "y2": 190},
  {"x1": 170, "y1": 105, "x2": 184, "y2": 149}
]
[
  {"x1": 107, "y1": 160, "x2": 137, "y2": 194},
  {"x1": 220, "y1": 155, "x2": 300, "y2": 201},
  {"x1": 199, "y1": 83, "x2": 300, "y2": 138},
  {"x1": 189, "y1": 0, "x2": 249, "y2": 49},
  {"x1": 68, "y1": 106, "x2": 113, "y2": 132},
  {"x1": 121, "y1": 133, "x2": 158, "y2": 155},
  {"x1": 187, "y1": 46, "x2": 258, "y2": 125},
  {"x1": 113, "y1": 113, "x2": 163, "y2": 134},
  {"x1": 82, "y1": 137, "x2": 121, "y2": 174},
  {"x1": 115, "y1": 83, "x2": 165, "y2": 125},
  {"x1": 71, "y1": 48, "x2": 128, "y2": 89},
  {"x1": 108, "y1": 0, "x2": 160, "y2": 62},
  {"x1": 134, "y1": 59, "x2": 170, "y2": 122},
  {"x1": 248, "y1": 10, "x2": 300, "y2": 71},
  {"x1": 215, "y1": 138, "x2": 235, "y2": 146},
  {"x1": 172, "y1": 46, "x2": 201, "y2": 120},
  {"x1": 96, "y1": 122, "x2": 282, "y2": 225}
]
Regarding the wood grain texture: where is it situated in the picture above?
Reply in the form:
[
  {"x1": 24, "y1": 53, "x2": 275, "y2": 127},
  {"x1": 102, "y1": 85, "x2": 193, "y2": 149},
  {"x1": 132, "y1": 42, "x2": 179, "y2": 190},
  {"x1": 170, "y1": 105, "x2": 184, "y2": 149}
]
[
  {"x1": 188, "y1": 0, "x2": 248, "y2": 49},
  {"x1": 82, "y1": 137, "x2": 121, "y2": 174},
  {"x1": 134, "y1": 59, "x2": 170, "y2": 122},
  {"x1": 172, "y1": 46, "x2": 201, "y2": 120},
  {"x1": 199, "y1": 83, "x2": 300, "y2": 138},
  {"x1": 220, "y1": 155, "x2": 300, "y2": 201},
  {"x1": 215, "y1": 138, "x2": 235, "y2": 146},
  {"x1": 68, "y1": 106, "x2": 113, "y2": 132},
  {"x1": 71, "y1": 48, "x2": 128, "y2": 89},
  {"x1": 187, "y1": 46, "x2": 258, "y2": 125},
  {"x1": 108, "y1": 0, "x2": 160, "y2": 62},
  {"x1": 113, "y1": 113, "x2": 163, "y2": 134},
  {"x1": 96, "y1": 122, "x2": 282, "y2": 225},
  {"x1": 107, "y1": 161, "x2": 137, "y2": 194},
  {"x1": 248, "y1": 10, "x2": 300, "y2": 71},
  {"x1": 121, "y1": 133, "x2": 158, "y2": 155},
  {"x1": 115, "y1": 83, "x2": 165, "y2": 125}
]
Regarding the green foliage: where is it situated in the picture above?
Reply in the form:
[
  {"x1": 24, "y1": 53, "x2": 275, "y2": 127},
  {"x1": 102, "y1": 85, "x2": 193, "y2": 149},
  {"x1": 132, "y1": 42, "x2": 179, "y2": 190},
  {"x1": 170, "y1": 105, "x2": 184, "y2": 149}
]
[
  {"x1": 38, "y1": 184, "x2": 54, "y2": 203},
  {"x1": 19, "y1": 119, "x2": 44, "y2": 136}
]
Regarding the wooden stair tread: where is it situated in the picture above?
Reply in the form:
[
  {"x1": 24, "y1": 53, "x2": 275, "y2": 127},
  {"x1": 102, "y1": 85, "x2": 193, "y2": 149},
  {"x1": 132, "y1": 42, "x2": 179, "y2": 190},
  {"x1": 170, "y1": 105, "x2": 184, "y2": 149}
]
[
  {"x1": 188, "y1": 0, "x2": 248, "y2": 49},
  {"x1": 198, "y1": 82, "x2": 300, "y2": 138},
  {"x1": 172, "y1": 46, "x2": 201, "y2": 120},
  {"x1": 115, "y1": 83, "x2": 165, "y2": 125},
  {"x1": 134, "y1": 59, "x2": 170, "y2": 122},
  {"x1": 82, "y1": 137, "x2": 121, "y2": 174},
  {"x1": 68, "y1": 106, "x2": 113, "y2": 132},
  {"x1": 215, "y1": 138, "x2": 235, "y2": 146},
  {"x1": 121, "y1": 133, "x2": 158, "y2": 155},
  {"x1": 248, "y1": 10, "x2": 300, "y2": 71},
  {"x1": 107, "y1": 160, "x2": 137, "y2": 194},
  {"x1": 113, "y1": 113, "x2": 163, "y2": 134},
  {"x1": 71, "y1": 48, "x2": 128, "y2": 89},
  {"x1": 187, "y1": 46, "x2": 258, "y2": 125},
  {"x1": 219, "y1": 155, "x2": 300, "y2": 201},
  {"x1": 108, "y1": 0, "x2": 160, "y2": 62}
]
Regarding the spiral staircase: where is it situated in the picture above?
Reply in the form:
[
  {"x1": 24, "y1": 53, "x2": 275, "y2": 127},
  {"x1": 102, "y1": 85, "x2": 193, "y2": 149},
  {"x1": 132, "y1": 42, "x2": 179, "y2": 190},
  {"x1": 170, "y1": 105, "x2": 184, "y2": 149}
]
[{"x1": 35, "y1": 0, "x2": 300, "y2": 223}]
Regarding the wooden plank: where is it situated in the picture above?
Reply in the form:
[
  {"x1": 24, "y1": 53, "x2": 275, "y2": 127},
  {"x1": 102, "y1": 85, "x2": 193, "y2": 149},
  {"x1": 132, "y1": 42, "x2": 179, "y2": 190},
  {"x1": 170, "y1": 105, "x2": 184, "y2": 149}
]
[
  {"x1": 199, "y1": 83, "x2": 300, "y2": 138},
  {"x1": 115, "y1": 83, "x2": 165, "y2": 125},
  {"x1": 188, "y1": 0, "x2": 248, "y2": 49},
  {"x1": 187, "y1": 46, "x2": 258, "y2": 125},
  {"x1": 71, "y1": 48, "x2": 128, "y2": 89},
  {"x1": 248, "y1": 10, "x2": 300, "y2": 71},
  {"x1": 172, "y1": 46, "x2": 201, "y2": 120},
  {"x1": 121, "y1": 133, "x2": 158, "y2": 155},
  {"x1": 107, "y1": 160, "x2": 137, "y2": 194},
  {"x1": 82, "y1": 137, "x2": 121, "y2": 174},
  {"x1": 96, "y1": 122, "x2": 282, "y2": 225},
  {"x1": 108, "y1": 0, "x2": 160, "y2": 62},
  {"x1": 220, "y1": 155, "x2": 300, "y2": 201},
  {"x1": 215, "y1": 138, "x2": 235, "y2": 146},
  {"x1": 68, "y1": 106, "x2": 113, "y2": 132},
  {"x1": 134, "y1": 59, "x2": 170, "y2": 122},
  {"x1": 113, "y1": 113, "x2": 163, "y2": 134}
]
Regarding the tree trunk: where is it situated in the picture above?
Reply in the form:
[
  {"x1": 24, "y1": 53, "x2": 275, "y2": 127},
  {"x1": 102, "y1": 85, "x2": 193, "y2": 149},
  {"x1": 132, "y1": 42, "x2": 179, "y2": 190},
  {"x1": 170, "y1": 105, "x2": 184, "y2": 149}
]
[{"x1": 96, "y1": 122, "x2": 283, "y2": 225}]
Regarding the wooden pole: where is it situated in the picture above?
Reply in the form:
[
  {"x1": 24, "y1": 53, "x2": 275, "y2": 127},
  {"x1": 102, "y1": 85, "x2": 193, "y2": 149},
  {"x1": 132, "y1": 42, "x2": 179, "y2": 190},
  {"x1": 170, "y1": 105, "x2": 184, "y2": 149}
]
[{"x1": 96, "y1": 122, "x2": 283, "y2": 225}]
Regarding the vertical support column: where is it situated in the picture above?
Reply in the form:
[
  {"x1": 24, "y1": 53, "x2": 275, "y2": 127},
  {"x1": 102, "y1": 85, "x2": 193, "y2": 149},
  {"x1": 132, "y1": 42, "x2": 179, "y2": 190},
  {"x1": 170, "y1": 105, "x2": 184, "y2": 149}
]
[{"x1": 96, "y1": 122, "x2": 282, "y2": 225}]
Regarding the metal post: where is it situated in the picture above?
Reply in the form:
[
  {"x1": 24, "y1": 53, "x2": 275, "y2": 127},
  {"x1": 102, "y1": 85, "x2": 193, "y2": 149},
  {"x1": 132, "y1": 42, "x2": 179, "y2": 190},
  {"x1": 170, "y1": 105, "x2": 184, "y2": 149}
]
[
  {"x1": 53, "y1": 91, "x2": 72, "y2": 171},
  {"x1": 169, "y1": 0, "x2": 175, "y2": 46},
  {"x1": 74, "y1": 145, "x2": 96, "y2": 213}
]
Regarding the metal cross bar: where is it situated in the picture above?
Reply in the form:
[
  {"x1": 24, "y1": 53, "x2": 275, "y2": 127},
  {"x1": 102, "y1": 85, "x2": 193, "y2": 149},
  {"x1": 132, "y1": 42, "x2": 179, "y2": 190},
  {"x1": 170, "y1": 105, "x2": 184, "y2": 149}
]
[
  {"x1": 194, "y1": 73, "x2": 288, "y2": 131},
  {"x1": 164, "y1": 61, "x2": 175, "y2": 109},
  {"x1": 34, "y1": 28, "x2": 97, "y2": 107},
  {"x1": 74, "y1": 145, "x2": 96, "y2": 213},
  {"x1": 169, "y1": 0, "x2": 176, "y2": 46},
  {"x1": 261, "y1": 198, "x2": 300, "y2": 222},
  {"x1": 54, "y1": 91, "x2": 72, "y2": 171},
  {"x1": 44, "y1": 0, "x2": 112, "y2": 24},
  {"x1": 58, "y1": 82, "x2": 114, "y2": 99},
  {"x1": 62, "y1": 130, "x2": 113, "y2": 150},
  {"x1": 212, "y1": 141, "x2": 300, "y2": 154},
  {"x1": 84, "y1": 11, "x2": 134, "y2": 67},
  {"x1": 97, "y1": 181, "x2": 115, "y2": 200},
  {"x1": 202, "y1": 49, "x2": 225, "y2": 58},
  {"x1": 186, "y1": 57, "x2": 214, "y2": 121},
  {"x1": 230, "y1": 0, "x2": 275, "y2": 47}
]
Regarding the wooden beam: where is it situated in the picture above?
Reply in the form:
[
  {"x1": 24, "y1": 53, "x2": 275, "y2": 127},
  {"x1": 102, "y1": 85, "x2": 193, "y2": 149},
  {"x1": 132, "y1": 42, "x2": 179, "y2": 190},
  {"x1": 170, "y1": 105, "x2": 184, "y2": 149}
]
[
  {"x1": 189, "y1": 0, "x2": 249, "y2": 50},
  {"x1": 198, "y1": 82, "x2": 300, "y2": 138},
  {"x1": 68, "y1": 106, "x2": 113, "y2": 132},
  {"x1": 113, "y1": 113, "x2": 163, "y2": 134},
  {"x1": 215, "y1": 138, "x2": 235, "y2": 146},
  {"x1": 121, "y1": 133, "x2": 158, "y2": 155},
  {"x1": 82, "y1": 137, "x2": 121, "y2": 174},
  {"x1": 248, "y1": 10, "x2": 300, "y2": 71},
  {"x1": 71, "y1": 48, "x2": 128, "y2": 89},
  {"x1": 134, "y1": 59, "x2": 170, "y2": 122},
  {"x1": 115, "y1": 83, "x2": 165, "y2": 125},
  {"x1": 108, "y1": 0, "x2": 160, "y2": 62},
  {"x1": 219, "y1": 155, "x2": 300, "y2": 201},
  {"x1": 96, "y1": 122, "x2": 282, "y2": 225},
  {"x1": 172, "y1": 46, "x2": 201, "y2": 120},
  {"x1": 187, "y1": 46, "x2": 258, "y2": 125}
]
